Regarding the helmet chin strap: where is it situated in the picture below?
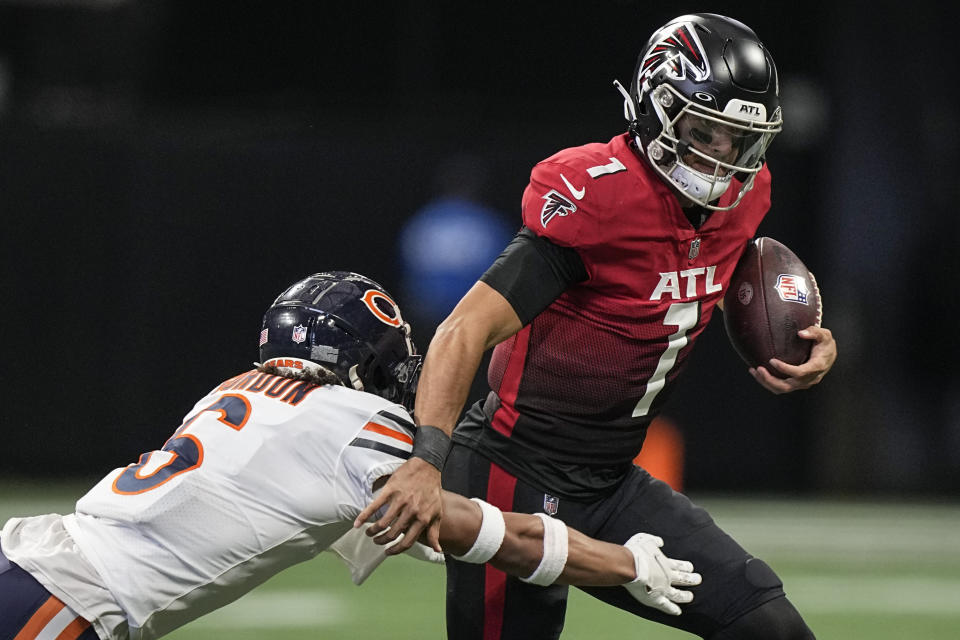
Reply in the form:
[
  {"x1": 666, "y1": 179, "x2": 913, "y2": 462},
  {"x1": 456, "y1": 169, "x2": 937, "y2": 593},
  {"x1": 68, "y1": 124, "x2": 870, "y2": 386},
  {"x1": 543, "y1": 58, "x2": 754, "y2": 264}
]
[
  {"x1": 613, "y1": 79, "x2": 637, "y2": 122},
  {"x1": 348, "y1": 364, "x2": 365, "y2": 392}
]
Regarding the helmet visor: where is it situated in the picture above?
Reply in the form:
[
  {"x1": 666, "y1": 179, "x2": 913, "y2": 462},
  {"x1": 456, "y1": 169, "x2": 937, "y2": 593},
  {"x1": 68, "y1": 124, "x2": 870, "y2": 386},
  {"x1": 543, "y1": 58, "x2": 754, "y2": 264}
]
[{"x1": 674, "y1": 111, "x2": 776, "y2": 177}]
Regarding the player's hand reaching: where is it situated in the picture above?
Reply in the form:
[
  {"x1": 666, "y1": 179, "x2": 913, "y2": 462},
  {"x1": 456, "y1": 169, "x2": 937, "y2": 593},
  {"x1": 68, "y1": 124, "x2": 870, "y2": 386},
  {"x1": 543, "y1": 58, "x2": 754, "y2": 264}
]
[
  {"x1": 355, "y1": 457, "x2": 444, "y2": 555},
  {"x1": 751, "y1": 325, "x2": 836, "y2": 394},
  {"x1": 623, "y1": 533, "x2": 702, "y2": 616}
]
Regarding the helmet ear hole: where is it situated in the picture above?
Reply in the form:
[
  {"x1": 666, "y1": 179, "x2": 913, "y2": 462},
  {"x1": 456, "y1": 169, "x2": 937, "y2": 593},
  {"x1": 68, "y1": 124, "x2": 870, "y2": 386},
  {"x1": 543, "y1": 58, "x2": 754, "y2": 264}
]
[
  {"x1": 357, "y1": 354, "x2": 392, "y2": 400},
  {"x1": 636, "y1": 98, "x2": 649, "y2": 117},
  {"x1": 362, "y1": 354, "x2": 379, "y2": 383}
]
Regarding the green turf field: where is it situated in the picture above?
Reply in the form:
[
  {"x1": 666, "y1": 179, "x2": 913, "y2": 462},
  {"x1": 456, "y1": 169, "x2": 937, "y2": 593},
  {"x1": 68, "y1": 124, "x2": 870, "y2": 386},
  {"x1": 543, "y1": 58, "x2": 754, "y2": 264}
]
[{"x1": 2, "y1": 479, "x2": 959, "y2": 639}]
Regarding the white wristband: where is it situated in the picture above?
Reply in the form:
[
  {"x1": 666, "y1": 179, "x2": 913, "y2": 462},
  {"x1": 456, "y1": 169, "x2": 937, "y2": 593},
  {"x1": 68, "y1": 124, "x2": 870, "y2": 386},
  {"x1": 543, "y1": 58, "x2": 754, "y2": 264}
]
[
  {"x1": 451, "y1": 498, "x2": 506, "y2": 564},
  {"x1": 520, "y1": 513, "x2": 568, "y2": 586}
]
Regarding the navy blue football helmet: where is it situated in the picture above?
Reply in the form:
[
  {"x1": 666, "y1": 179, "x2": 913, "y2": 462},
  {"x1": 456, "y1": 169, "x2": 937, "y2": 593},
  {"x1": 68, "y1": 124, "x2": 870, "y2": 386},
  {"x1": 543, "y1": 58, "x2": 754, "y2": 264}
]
[
  {"x1": 259, "y1": 271, "x2": 422, "y2": 409},
  {"x1": 615, "y1": 13, "x2": 782, "y2": 209}
]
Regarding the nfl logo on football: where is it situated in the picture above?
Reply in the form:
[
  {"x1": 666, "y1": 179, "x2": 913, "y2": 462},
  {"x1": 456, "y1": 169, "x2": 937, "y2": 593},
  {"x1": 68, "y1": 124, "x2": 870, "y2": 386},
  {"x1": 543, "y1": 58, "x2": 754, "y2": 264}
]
[
  {"x1": 543, "y1": 494, "x2": 559, "y2": 516},
  {"x1": 291, "y1": 324, "x2": 308, "y2": 344},
  {"x1": 774, "y1": 274, "x2": 809, "y2": 304}
]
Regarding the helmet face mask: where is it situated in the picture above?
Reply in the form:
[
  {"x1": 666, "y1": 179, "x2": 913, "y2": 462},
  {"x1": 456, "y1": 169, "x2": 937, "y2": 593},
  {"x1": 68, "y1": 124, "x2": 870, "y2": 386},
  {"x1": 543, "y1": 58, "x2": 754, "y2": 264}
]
[
  {"x1": 618, "y1": 13, "x2": 783, "y2": 210},
  {"x1": 259, "y1": 271, "x2": 422, "y2": 410}
]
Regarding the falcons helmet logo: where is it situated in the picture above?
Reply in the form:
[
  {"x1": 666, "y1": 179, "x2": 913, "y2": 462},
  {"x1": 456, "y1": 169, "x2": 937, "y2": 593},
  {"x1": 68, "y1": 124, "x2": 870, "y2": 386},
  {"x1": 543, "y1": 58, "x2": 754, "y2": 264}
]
[
  {"x1": 639, "y1": 22, "x2": 711, "y2": 85},
  {"x1": 540, "y1": 189, "x2": 577, "y2": 228}
]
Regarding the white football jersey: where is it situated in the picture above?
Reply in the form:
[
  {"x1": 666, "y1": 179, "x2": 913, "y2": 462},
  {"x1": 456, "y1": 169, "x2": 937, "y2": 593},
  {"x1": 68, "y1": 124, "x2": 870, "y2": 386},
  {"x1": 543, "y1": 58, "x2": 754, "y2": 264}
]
[{"x1": 3, "y1": 370, "x2": 415, "y2": 640}]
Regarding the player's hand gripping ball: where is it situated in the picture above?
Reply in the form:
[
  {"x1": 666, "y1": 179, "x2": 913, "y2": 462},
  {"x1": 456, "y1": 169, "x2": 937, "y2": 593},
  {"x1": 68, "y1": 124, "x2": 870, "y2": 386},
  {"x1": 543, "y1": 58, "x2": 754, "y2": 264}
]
[{"x1": 723, "y1": 237, "x2": 822, "y2": 378}]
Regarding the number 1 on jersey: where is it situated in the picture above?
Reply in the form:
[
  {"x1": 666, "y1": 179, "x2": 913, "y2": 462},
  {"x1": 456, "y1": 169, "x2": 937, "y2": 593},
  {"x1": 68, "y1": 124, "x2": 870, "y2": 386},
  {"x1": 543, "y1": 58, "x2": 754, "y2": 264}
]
[
  {"x1": 632, "y1": 301, "x2": 699, "y2": 417},
  {"x1": 586, "y1": 157, "x2": 627, "y2": 178}
]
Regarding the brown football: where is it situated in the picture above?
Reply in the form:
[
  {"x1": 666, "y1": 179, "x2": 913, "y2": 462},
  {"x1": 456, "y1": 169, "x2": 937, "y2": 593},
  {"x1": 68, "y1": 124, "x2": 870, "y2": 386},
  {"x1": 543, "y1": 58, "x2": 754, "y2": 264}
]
[{"x1": 723, "y1": 237, "x2": 822, "y2": 378}]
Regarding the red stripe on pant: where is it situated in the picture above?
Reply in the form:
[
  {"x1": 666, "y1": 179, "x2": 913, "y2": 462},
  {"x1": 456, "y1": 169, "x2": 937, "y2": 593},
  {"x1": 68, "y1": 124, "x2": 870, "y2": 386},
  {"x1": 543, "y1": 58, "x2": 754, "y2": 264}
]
[{"x1": 483, "y1": 462, "x2": 518, "y2": 640}]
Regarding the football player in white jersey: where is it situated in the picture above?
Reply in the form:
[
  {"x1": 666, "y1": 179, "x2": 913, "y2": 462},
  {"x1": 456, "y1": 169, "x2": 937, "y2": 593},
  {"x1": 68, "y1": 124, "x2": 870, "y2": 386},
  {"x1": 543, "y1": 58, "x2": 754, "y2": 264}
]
[{"x1": 1, "y1": 271, "x2": 700, "y2": 640}]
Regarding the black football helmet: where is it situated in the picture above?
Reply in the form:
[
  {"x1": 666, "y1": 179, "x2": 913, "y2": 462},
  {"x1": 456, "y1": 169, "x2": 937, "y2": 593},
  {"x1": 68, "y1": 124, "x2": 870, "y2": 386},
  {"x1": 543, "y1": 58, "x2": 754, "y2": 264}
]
[
  {"x1": 615, "y1": 13, "x2": 782, "y2": 209},
  {"x1": 259, "y1": 271, "x2": 422, "y2": 410}
]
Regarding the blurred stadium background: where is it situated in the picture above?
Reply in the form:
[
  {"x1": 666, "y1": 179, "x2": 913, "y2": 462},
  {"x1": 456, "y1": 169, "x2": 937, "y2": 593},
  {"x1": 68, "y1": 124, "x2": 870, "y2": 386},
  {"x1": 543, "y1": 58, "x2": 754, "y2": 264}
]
[{"x1": 1, "y1": 0, "x2": 958, "y2": 637}]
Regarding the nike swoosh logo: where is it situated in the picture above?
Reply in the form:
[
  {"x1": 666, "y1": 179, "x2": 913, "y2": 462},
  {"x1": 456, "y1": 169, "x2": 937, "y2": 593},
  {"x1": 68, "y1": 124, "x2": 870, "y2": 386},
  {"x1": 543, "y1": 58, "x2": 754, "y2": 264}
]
[{"x1": 560, "y1": 173, "x2": 585, "y2": 200}]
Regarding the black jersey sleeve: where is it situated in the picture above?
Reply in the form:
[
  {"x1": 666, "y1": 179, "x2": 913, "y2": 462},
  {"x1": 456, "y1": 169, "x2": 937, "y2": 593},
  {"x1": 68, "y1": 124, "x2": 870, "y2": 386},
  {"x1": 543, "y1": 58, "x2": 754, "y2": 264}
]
[{"x1": 479, "y1": 226, "x2": 587, "y2": 326}]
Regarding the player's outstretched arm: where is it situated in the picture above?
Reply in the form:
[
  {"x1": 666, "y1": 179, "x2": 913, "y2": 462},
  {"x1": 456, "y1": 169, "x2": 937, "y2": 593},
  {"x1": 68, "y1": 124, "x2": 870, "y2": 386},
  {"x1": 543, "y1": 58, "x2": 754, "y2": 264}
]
[
  {"x1": 438, "y1": 492, "x2": 702, "y2": 615},
  {"x1": 355, "y1": 282, "x2": 523, "y2": 554}
]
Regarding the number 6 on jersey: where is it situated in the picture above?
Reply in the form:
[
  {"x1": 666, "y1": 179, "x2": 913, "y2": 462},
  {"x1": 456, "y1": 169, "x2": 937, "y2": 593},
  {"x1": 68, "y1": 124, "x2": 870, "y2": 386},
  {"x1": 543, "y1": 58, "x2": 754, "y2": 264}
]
[{"x1": 112, "y1": 394, "x2": 251, "y2": 495}]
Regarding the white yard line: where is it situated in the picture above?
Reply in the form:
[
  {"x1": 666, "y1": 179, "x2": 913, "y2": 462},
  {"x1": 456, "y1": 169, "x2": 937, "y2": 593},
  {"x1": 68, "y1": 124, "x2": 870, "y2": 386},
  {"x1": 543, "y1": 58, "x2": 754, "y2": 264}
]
[
  {"x1": 695, "y1": 497, "x2": 960, "y2": 560},
  {"x1": 787, "y1": 574, "x2": 960, "y2": 615},
  {"x1": 186, "y1": 591, "x2": 349, "y2": 629}
]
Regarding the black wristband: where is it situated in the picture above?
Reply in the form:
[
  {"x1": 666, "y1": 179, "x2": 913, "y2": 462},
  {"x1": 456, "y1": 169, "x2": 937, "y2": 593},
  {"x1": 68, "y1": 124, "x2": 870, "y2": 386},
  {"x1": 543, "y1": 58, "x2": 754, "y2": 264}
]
[{"x1": 411, "y1": 425, "x2": 452, "y2": 471}]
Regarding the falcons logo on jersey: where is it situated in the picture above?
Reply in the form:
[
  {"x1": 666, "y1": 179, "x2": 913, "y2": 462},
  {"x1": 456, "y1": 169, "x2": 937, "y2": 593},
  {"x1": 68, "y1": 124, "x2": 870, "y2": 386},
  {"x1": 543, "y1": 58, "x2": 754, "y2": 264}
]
[
  {"x1": 639, "y1": 22, "x2": 710, "y2": 84},
  {"x1": 540, "y1": 190, "x2": 577, "y2": 228}
]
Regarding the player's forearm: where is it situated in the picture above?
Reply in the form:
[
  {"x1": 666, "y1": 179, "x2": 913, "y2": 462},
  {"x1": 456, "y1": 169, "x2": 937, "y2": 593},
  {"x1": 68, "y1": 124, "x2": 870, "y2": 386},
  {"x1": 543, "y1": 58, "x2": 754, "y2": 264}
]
[
  {"x1": 440, "y1": 495, "x2": 636, "y2": 587},
  {"x1": 494, "y1": 513, "x2": 636, "y2": 586},
  {"x1": 415, "y1": 282, "x2": 523, "y2": 434},
  {"x1": 415, "y1": 316, "x2": 491, "y2": 434},
  {"x1": 558, "y1": 526, "x2": 637, "y2": 585}
]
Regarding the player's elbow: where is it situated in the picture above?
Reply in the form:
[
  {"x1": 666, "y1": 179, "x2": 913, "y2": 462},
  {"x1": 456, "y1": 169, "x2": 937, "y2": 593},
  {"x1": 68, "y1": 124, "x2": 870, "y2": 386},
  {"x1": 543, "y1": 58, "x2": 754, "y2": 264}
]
[
  {"x1": 433, "y1": 282, "x2": 522, "y2": 351},
  {"x1": 432, "y1": 309, "x2": 496, "y2": 354}
]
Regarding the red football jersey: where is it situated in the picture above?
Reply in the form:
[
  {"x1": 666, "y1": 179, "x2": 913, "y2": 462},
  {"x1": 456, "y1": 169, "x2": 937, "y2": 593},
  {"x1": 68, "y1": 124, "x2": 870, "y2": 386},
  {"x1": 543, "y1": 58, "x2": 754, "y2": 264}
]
[{"x1": 485, "y1": 133, "x2": 770, "y2": 470}]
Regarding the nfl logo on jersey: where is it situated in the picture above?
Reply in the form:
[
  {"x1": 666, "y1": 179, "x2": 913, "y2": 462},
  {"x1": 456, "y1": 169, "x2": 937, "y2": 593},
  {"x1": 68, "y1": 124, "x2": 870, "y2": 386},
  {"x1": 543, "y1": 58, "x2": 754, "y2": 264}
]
[
  {"x1": 543, "y1": 494, "x2": 559, "y2": 516},
  {"x1": 291, "y1": 324, "x2": 308, "y2": 344}
]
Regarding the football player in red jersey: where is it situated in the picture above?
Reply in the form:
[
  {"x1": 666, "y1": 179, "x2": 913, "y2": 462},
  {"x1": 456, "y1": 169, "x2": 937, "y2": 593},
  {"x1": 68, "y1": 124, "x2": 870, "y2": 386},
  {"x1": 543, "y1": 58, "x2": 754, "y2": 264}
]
[{"x1": 358, "y1": 13, "x2": 836, "y2": 640}]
